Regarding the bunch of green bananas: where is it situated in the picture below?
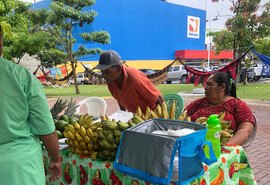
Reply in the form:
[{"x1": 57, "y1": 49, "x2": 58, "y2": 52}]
[{"x1": 96, "y1": 117, "x2": 137, "y2": 161}]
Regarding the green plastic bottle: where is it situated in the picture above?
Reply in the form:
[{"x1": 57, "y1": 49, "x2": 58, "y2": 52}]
[{"x1": 205, "y1": 114, "x2": 221, "y2": 159}]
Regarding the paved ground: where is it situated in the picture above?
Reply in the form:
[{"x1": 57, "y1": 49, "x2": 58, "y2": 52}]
[{"x1": 48, "y1": 96, "x2": 270, "y2": 185}]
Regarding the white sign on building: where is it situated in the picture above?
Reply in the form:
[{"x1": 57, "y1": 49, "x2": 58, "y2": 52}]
[{"x1": 187, "y1": 16, "x2": 200, "y2": 39}]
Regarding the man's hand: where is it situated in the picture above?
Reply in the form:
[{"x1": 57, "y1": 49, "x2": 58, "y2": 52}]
[{"x1": 48, "y1": 160, "x2": 62, "y2": 182}]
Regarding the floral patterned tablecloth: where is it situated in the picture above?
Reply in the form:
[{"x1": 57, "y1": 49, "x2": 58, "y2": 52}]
[{"x1": 43, "y1": 145, "x2": 256, "y2": 185}]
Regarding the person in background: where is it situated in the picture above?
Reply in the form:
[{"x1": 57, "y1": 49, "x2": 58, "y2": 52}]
[
  {"x1": 94, "y1": 50, "x2": 164, "y2": 113},
  {"x1": 185, "y1": 71, "x2": 254, "y2": 145},
  {"x1": 0, "y1": 58, "x2": 61, "y2": 184}
]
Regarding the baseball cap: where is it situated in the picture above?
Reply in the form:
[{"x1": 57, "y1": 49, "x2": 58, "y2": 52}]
[{"x1": 94, "y1": 50, "x2": 122, "y2": 70}]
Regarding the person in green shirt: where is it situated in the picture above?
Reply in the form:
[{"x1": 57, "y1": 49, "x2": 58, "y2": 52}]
[{"x1": 0, "y1": 58, "x2": 61, "y2": 184}]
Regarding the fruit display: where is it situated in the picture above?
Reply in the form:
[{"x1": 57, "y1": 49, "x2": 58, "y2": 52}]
[{"x1": 62, "y1": 114, "x2": 141, "y2": 161}]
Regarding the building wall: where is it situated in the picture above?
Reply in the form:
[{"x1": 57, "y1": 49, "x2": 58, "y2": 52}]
[{"x1": 33, "y1": 0, "x2": 206, "y2": 70}]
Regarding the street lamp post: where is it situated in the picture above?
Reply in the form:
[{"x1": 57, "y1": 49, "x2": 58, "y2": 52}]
[{"x1": 205, "y1": 17, "x2": 218, "y2": 69}]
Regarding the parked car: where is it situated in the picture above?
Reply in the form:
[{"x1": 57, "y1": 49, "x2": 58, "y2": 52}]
[
  {"x1": 69, "y1": 72, "x2": 91, "y2": 85},
  {"x1": 166, "y1": 65, "x2": 187, "y2": 84}
]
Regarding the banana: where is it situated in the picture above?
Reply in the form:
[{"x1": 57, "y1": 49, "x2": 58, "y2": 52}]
[
  {"x1": 186, "y1": 116, "x2": 191, "y2": 122},
  {"x1": 67, "y1": 130, "x2": 75, "y2": 140},
  {"x1": 155, "y1": 104, "x2": 162, "y2": 117},
  {"x1": 86, "y1": 128, "x2": 94, "y2": 138},
  {"x1": 178, "y1": 110, "x2": 187, "y2": 120},
  {"x1": 74, "y1": 140, "x2": 79, "y2": 148},
  {"x1": 218, "y1": 111, "x2": 226, "y2": 121},
  {"x1": 90, "y1": 151, "x2": 98, "y2": 160},
  {"x1": 97, "y1": 130, "x2": 107, "y2": 140},
  {"x1": 63, "y1": 131, "x2": 68, "y2": 138},
  {"x1": 87, "y1": 143, "x2": 93, "y2": 150},
  {"x1": 74, "y1": 148, "x2": 82, "y2": 155},
  {"x1": 161, "y1": 101, "x2": 169, "y2": 119},
  {"x1": 83, "y1": 135, "x2": 91, "y2": 144},
  {"x1": 75, "y1": 132, "x2": 83, "y2": 141},
  {"x1": 132, "y1": 115, "x2": 144, "y2": 124},
  {"x1": 195, "y1": 117, "x2": 208, "y2": 124},
  {"x1": 85, "y1": 116, "x2": 93, "y2": 126},
  {"x1": 113, "y1": 129, "x2": 122, "y2": 137},
  {"x1": 73, "y1": 122, "x2": 81, "y2": 131},
  {"x1": 80, "y1": 126, "x2": 86, "y2": 137},
  {"x1": 150, "y1": 110, "x2": 158, "y2": 118},
  {"x1": 100, "y1": 139, "x2": 113, "y2": 149},
  {"x1": 80, "y1": 141, "x2": 87, "y2": 150},
  {"x1": 67, "y1": 124, "x2": 75, "y2": 134},
  {"x1": 82, "y1": 114, "x2": 90, "y2": 125},
  {"x1": 221, "y1": 130, "x2": 232, "y2": 138},
  {"x1": 220, "y1": 121, "x2": 231, "y2": 129},
  {"x1": 136, "y1": 106, "x2": 142, "y2": 118},
  {"x1": 105, "y1": 131, "x2": 115, "y2": 144},
  {"x1": 78, "y1": 115, "x2": 84, "y2": 125},
  {"x1": 169, "y1": 100, "x2": 176, "y2": 120},
  {"x1": 117, "y1": 121, "x2": 130, "y2": 130},
  {"x1": 105, "y1": 120, "x2": 118, "y2": 130},
  {"x1": 144, "y1": 106, "x2": 151, "y2": 120},
  {"x1": 82, "y1": 150, "x2": 90, "y2": 156},
  {"x1": 128, "y1": 120, "x2": 136, "y2": 127},
  {"x1": 115, "y1": 135, "x2": 121, "y2": 144}
]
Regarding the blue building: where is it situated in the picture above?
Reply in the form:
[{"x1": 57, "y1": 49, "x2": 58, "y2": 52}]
[{"x1": 33, "y1": 0, "x2": 206, "y2": 70}]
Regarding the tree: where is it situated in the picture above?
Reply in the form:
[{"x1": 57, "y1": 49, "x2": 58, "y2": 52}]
[
  {"x1": 0, "y1": 0, "x2": 49, "y2": 63},
  {"x1": 38, "y1": 0, "x2": 110, "y2": 94}
]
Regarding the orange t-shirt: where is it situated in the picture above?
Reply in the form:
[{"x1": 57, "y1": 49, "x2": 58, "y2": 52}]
[{"x1": 108, "y1": 66, "x2": 161, "y2": 113}]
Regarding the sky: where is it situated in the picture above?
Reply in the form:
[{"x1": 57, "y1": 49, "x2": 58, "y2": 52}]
[{"x1": 22, "y1": 0, "x2": 268, "y2": 31}]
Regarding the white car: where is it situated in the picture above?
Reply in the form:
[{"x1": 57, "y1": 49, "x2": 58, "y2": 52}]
[
  {"x1": 69, "y1": 72, "x2": 90, "y2": 84},
  {"x1": 166, "y1": 65, "x2": 187, "y2": 84}
]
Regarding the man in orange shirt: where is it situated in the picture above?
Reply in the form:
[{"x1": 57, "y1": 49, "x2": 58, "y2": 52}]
[{"x1": 94, "y1": 50, "x2": 164, "y2": 113}]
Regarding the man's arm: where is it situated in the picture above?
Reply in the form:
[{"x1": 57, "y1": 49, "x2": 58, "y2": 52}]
[
  {"x1": 155, "y1": 95, "x2": 164, "y2": 106},
  {"x1": 39, "y1": 132, "x2": 62, "y2": 182}
]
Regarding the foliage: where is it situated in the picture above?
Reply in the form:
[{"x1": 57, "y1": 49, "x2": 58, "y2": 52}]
[
  {"x1": 254, "y1": 37, "x2": 270, "y2": 56},
  {"x1": 211, "y1": 0, "x2": 270, "y2": 58},
  {"x1": 0, "y1": 1, "x2": 49, "y2": 62},
  {"x1": 35, "y1": 0, "x2": 110, "y2": 94}
]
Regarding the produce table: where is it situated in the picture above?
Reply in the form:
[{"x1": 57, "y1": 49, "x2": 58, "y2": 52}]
[{"x1": 43, "y1": 145, "x2": 256, "y2": 185}]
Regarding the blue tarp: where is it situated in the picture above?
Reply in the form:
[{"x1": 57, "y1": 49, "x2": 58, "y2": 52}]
[{"x1": 251, "y1": 48, "x2": 270, "y2": 65}]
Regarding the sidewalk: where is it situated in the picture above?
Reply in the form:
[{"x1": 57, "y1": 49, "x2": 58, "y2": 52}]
[{"x1": 47, "y1": 96, "x2": 270, "y2": 185}]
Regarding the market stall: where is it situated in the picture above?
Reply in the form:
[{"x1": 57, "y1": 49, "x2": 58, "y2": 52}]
[
  {"x1": 43, "y1": 145, "x2": 256, "y2": 185},
  {"x1": 48, "y1": 99, "x2": 256, "y2": 185}
]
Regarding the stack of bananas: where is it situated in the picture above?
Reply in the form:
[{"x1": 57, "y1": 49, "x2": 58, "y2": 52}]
[
  {"x1": 194, "y1": 112, "x2": 234, "y2": 146},
  {"x1": 63, "y1": 114, "x2": 142, "y2": 161},
  {"x1": 131, "y1": 101, "x2": 182, "y2": 123},
  {"x1": 63, "y1": 114, "x2": 99, "y2": 160},
  {"x1": 95, "y1": 116, "x2": 141, "y2": 161}
]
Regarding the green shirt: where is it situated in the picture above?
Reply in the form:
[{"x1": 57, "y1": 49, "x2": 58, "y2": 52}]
[{"x1": 0, "y1": 58, "x2": 55, "y2": 185}]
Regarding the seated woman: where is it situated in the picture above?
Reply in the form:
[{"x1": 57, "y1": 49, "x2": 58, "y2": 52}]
[{"x1": 185, "y1": 72, "x2": 254, "y2": 145}]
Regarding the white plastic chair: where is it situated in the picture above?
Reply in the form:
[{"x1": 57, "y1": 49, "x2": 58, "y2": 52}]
[{"x1": 76, "y1": 97, "x2": 107, "y2": 116}]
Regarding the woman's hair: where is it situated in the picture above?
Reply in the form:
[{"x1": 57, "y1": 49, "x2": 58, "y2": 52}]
[{"x1": 211, "y1": 71, "x2": 237, "y2": 98}]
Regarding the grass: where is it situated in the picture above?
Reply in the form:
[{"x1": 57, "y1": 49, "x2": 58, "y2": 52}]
[{"x1": 44, "y1": 83, "x2": 270, "y2": 101}]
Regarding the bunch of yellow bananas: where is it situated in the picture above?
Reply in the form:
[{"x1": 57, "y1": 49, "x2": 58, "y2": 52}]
[
  {"x1": 63, "y1": 114, "x2": 100, "y2": 160},
  {"x1": 132, "y1": 101, "x2": 179, "y2": 122}
]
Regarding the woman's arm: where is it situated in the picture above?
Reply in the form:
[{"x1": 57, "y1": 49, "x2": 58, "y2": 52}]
[
  {"x1": 39, "y1": 132, "x2": 62, "y2": 182},
  {"x1": 227, "y1": 122, "x2": 254, "y2": 145}
]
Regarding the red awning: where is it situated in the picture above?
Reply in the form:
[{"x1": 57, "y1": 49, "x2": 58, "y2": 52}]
[{"x1": 175, "y1": 50, "x2": 233, "y2": 60}]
